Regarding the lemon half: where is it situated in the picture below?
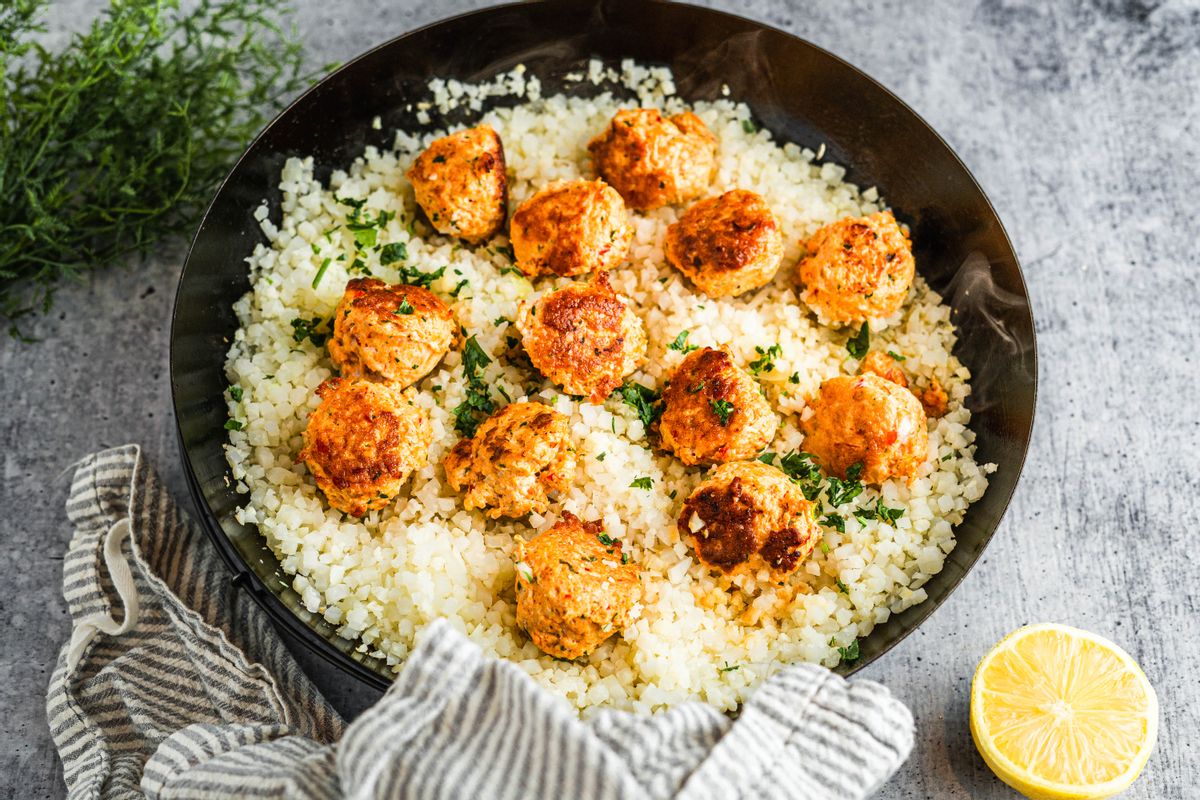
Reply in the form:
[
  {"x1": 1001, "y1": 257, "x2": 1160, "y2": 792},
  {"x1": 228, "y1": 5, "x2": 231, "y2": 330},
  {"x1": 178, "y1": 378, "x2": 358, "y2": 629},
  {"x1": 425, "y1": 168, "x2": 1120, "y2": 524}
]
[{"x1": 970, "y1": 623, "x2": 1158, "y2": 799}]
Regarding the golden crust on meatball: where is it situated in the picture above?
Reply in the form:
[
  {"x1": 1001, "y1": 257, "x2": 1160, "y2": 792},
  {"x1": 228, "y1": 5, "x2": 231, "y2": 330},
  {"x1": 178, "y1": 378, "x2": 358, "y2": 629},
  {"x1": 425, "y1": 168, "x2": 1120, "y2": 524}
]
[
  {"x1": 327, "y1": 278, "x2": 455, "y2": 388},
  {"x1": 406, "y1": 124, "x2": 507, "y2": 243},
  {"x1": 443, "y1": 402, "x2": 577, "y2": 519},
  {"x1": 679, "y1": 461, "x2": 819, "y2": 577},
  {"x1": 665, "y1": 189, "x2": 784, "y2": 297},
  {"x1": 801, "y1": 373, "x2": 929, "y2": 485},
  {"x1": 857, "y1": 350, "x2": 908, "y2": 388},
  {"x1": 514, "y1": 512, "x2": 641, "y2": 659},
  {"x1": 587, "y1": 109, "x2": 717, "y2": 211},
  {"x1": 796, "y1": 211, "x2": 916, "y2": 325},
  {"x1": 516, "y1": 272, "x2": 647, "y2": 403},
  {"x1": 299, "y1": 377, "x2": 432, "y2": 516},
  {"x1": 657, "y1": 347, "x2": 778, "y2": 465},
  {"x1": 509, "y1": 179, "x2": 633, "y2": 278}
]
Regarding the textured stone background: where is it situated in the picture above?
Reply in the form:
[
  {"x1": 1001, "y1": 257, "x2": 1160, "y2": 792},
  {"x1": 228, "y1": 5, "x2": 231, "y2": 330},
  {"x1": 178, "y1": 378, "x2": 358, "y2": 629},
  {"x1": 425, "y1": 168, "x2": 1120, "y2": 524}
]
[{"x1": 4, "y1": 0, "x2": 1198, "y2": 796}]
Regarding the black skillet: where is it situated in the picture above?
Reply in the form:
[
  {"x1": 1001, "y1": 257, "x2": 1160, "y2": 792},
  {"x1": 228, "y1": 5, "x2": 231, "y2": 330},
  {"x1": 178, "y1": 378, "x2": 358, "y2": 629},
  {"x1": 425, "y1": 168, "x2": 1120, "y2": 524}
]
[{"x1": 170, "y1": 0, "x2": 1037, "y2": 691}]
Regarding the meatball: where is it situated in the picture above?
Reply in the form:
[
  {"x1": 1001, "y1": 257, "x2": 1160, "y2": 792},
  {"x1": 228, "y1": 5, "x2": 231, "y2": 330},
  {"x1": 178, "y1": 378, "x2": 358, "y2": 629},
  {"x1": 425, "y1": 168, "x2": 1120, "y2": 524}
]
[
  {"x1": 657, "y1": 347, "x2": 778, "y2": 465},
  {"x1": 918, "y1": 377, "x2": 949, "y2": 418},
  {"x1": 406, "y1": 124, "x2": 507, "y2": 243},
  {"x1": 679, "y1": 461, "x2": 820, "y2": 576},
  {"x1": 587, "y1": 109, "x2": 717, "y2": 211},
  {"x1": 516, "y1": 271, "x2": 647, "y2": 403},
  {"x1": 327, "y1": 278, "x2": 455, "y2": 387},
  {"x1": 299, "y1": 377, "x2": 433, "y2": 516},
  {"x1": 857, "y1": 350, "x2": 908, "y2": 388},
  {"x1": 514, "y1": 512, "x2": 640, "y2": 659},
  {"x1": 796, "y1": 211, "x2": 916, "y2": 325},
  {"x1": 801, "y1": 373, "x2": 929, "y2": 485},
  {"x1": 665, "y1": 190, "x2": 784, "y2": 297},
  {"x1": 443, "y1": 402, "x2": 577, "y2": 519},
  {"x1": 509, "y1": 179, "x2": 633, "y2": 278}
]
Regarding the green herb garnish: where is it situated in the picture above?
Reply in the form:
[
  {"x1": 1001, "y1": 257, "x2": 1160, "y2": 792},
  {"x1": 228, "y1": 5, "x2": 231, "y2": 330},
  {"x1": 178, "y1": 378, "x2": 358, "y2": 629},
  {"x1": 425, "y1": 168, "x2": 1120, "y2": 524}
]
[
  {"x1": 630, "y1": 477, "x2": 653, "y2": 490},
  {"x1": 837, "y1": 639, "x2": 860, "y2": 663},
  {"x1": 395, "y1": 298, "x2": 414, "y2": 315},
  {"x1": 709, "y1": 399, "x2": 734, "y2": 426},
  {"x1": 719, "y1": 661, "x2": 741, "y2": 672},
  {"x1": 835, "y1": 578, "x2": 849, "y2": 594},
  {"x1": 228, "y1": 386, "x2": 243, "y2": 402},
  {"x1": 668, "y1": 330, "x2": 698, "y2": 354},
  {"x1": 290, "y1": 317, "x2": 328, "y2": 346},
  {"x1": 452, "y1": 335, "x2": 495, "y2": 436},
  {"x1": 741, "y1": 119, "x2": 757, "y2": 134},
  {"x1": 224, "y1": 419, "x2": 244, "y2": 431},
  {"x1": 311, "y1": 257, "x2": 333, "y2": 289},
  {"x1": 846, "y1": 322, "x2": 870, "y2": 359},
  {"x1": 757, "y1": 452, "x2": 777, "y2": 465},
  {"x1": 617, "y1": 381, "x2": 661, "y2": 427},
  {"x1": 380, "y1": 242, "x2": 408, "y2": 265},
  {"x1": 748, "y1": 343, "x2": 782, "y2": 375},
  {"x1": 887, "y1": 350, "x2": 906, "y2": 361},
  {"x1": 397, "y1": 264, "x2": 446, "y2": 289},
  {"x1": 820, "y1": 513, "x2": 845, "y2": 532},
  {"x1": 597, "y1": 532, "x2": 616, "y2": 546}
]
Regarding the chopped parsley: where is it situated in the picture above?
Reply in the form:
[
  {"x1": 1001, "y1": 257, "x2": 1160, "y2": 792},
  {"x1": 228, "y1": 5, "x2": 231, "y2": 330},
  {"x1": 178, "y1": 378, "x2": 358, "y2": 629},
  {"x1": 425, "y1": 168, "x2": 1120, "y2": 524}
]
[
  {"x1": 788, "y1": 371, "x2": 800, "y2": 384},
  {"x1": 493, "y1": 316, "x2": 510, "y2": 326},
  {"x1": 380, "y1": 242, "x2": 408, "y2": 265},
  {"x1": 741, "y1": 118, "x2": 757, "y2": 134},
  {"x1": 846, "y1": 322, "x2": 870, "y2": 360},
  {"x1": 621, "y1": 552, "x2": 631, "y2": 565},
  {"x1": 825, "y1": 464, "x2": 865, "y2": 507},
  {"x1": 449, "y1": 278, "x2": 469, "y2": 298},
  {"x1": 668, "y1": 330, "x2": 699, "y2": 354},
  {"x1": 835, "y1": 578, "x2": 850, "y2": 594},
  {"x1": 820, "y1": 513, "x2": 846, "y2": 532},
  {"x1": 597, "y1": 532, "x2": 616, "y2": 546},
  {"x1": 499, "y1": 263, "x2": 525, "y2": 278},
  {"x1": 748, "y1": 343, "x2": 782, "y2": 375},
  {"x1": 397, "y1": 264, "x2": 446, "y2": 289},
  {"x1": 223, "y1": 419, "x2": 244, "y2": 431},
  {"x1": 778, "y1": 451, "x2": 823, "y2": 499},
  {"x1": 887, "y1": 350, "x2": 906, "y2": 361},
  {"x1": 617, "y1": 381, "x2": 661, "y2": 427},
  {"x1": 394, "y1": 298, "x2": 414, "y2": 315},
  {"x1": 836, "y1": 639, "x2": 861, "y2": 663},
  {"x1": 227, "y1": 386, "x2": 243, "y2": 402},
  {"x1": 630, "y1": 477, "x2": 653, "y2": 490},
  {"x1": 757, "y1": 451, "x2": 777, "y2": 465},
  {"x1": 451, "y1": 335, "x2": 495, "y2": 436},
  {"x1": 719, "y1": 661, "x2": 741, "y2": 673},
  {"x1": 819, "y1": 539, "x2": 831, "y2": 554},
  {"x1": 709, "y1": 398, "x2": 734, "y2": 426},
  {"x1": 854, "y1": 498, "x2": 904, "y2": 525},
  {"x1": 596, "y1": 452, "x2": 607, "y2": 462},
  {"x1": 290, "y1": 316, "x2": 328, "y2": 346}
]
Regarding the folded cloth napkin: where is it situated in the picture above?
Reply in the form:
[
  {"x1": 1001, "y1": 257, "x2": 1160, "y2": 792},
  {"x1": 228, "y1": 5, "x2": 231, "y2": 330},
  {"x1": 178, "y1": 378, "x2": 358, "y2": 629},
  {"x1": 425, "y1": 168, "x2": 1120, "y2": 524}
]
[{"x1": 48, "y1": 445, "x2": 914, "y2": 799}]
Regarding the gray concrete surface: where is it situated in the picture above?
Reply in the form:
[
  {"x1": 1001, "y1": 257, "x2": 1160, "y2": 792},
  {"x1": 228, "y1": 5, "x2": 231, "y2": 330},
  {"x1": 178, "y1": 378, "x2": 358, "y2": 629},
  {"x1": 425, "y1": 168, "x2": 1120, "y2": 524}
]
[{"x1": 3, "y1": 0, "x2": 1198, "y2": 796}]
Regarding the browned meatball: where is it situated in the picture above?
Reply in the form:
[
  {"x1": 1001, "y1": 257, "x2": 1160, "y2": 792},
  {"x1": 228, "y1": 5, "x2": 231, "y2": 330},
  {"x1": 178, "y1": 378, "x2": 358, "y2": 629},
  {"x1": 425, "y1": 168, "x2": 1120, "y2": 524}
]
[
  {"x1": 509, "y1": 179, "x2": 633, "y2": 278},
  {"x1": 657, "y1": 348, "x2": 778, "y2": 465},
  {"x1": 406, "y1": 124, "x2": 507, "y2": 243},
  {"x1": 679, "y1": 461, "x2": 819, "y2": 576},
  {"x1": 298, "y1": 377, "x2": 432, "y2": 516},
  {"x1": 587, "y1": 109, "x2": 717, "y2": 211},
  {"x1": 796, "y1": 211, "x2": 916, "y2": 324},
  {"x1": 802, "y1": 373, "x2": 929, "y2": 485},
  {"x1": 516, "y1": 272, "x2": 647, "y2": 403},
  {"x1": 514, "y1": 512, "x2": 641, "y2": 659},
  {"x1": 857, "y1": 350, "x2": 908, "y2": 388},
  {"x1": 665, "y1": 189, "x2": 784, "y2": 297},
  {"x1": 443, "y1": 402, "x2": 577, "y2": 519},
  {"x1": 327, "y1": 278, "x2": 455, "y2": 387}
]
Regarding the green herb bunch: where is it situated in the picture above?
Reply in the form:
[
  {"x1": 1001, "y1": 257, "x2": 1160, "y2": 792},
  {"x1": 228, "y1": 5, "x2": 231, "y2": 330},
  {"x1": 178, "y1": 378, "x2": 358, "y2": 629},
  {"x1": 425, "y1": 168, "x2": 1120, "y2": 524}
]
[{"x1": 0, "y1": 0, "x2": 311, "y2": 336}]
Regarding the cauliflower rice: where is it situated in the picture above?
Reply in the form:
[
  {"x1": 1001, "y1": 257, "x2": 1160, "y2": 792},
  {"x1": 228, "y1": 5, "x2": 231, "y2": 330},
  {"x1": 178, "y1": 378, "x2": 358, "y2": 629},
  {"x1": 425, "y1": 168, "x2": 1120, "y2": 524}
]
[{"x1": 223, "y1": 62, "x2": 994, "y2": 714}]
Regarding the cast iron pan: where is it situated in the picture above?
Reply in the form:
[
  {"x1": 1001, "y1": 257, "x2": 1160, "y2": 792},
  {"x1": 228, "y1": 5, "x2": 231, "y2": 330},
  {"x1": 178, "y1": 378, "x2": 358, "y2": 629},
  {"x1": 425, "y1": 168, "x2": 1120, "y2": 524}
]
[{"x1": 170, "y1": 0, "x2": 1037, "y2": 692}]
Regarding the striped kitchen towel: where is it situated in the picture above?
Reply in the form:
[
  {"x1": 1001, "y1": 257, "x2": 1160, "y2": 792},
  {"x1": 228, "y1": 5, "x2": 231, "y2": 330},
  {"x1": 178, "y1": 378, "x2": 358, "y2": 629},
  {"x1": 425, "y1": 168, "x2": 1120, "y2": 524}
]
[{"x1": 48, "y1": 445, "x2": 914, "y2": 799}]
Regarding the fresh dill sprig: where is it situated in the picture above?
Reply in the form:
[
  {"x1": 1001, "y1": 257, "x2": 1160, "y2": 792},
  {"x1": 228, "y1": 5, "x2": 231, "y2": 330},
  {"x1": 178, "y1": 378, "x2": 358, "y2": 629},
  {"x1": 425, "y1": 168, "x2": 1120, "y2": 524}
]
[{"x1": 0, "y1": 0, "x2": 313, "y2": 337}]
